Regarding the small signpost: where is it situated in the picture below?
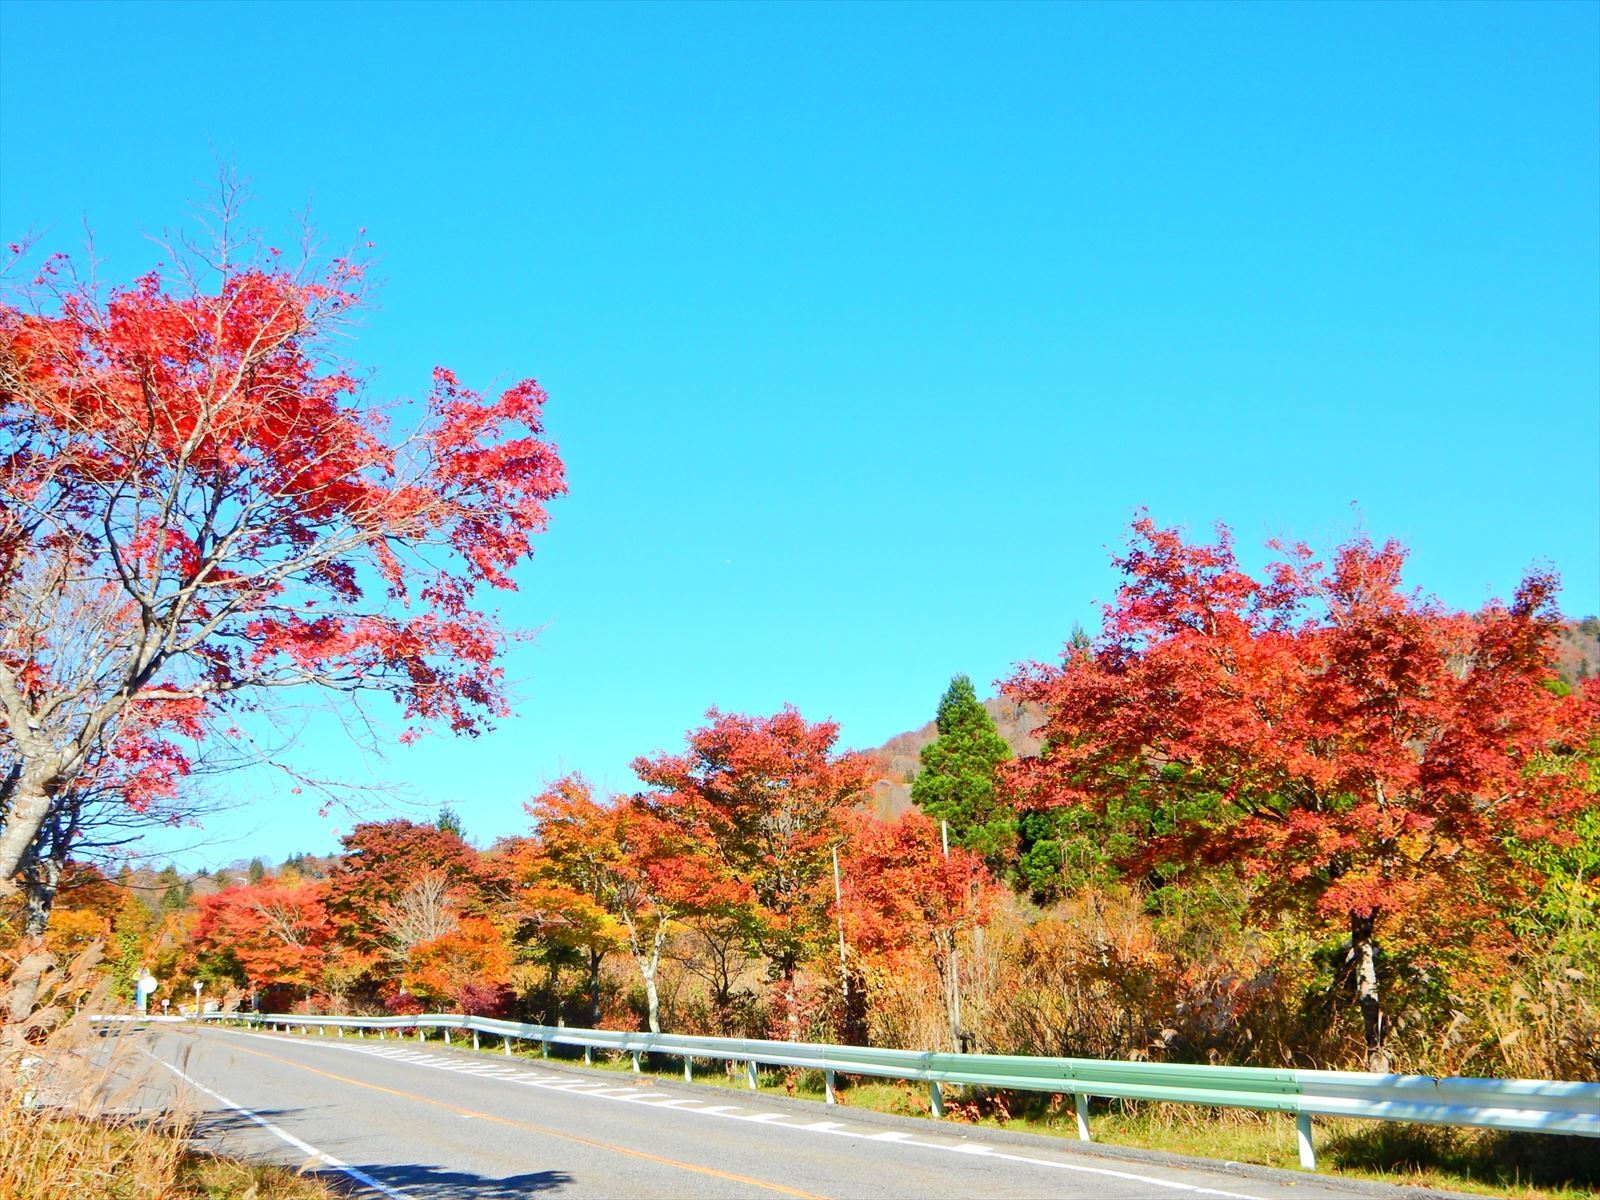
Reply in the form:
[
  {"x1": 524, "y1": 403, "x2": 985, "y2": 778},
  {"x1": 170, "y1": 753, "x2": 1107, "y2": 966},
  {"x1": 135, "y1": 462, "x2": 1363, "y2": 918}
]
[{"x1": 135, "y1": 970, "x2": 158, "y2": 1015}]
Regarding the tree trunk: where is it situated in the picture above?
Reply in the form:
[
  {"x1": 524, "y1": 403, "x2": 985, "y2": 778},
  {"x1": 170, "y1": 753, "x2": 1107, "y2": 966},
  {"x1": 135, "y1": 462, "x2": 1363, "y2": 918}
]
[
  {"x1": 2, "y1": 854, "x2": 64, "y2": 1025},
  {"x1": 588, "y1": 947, "x2": 603, "y2": 1028},
  {"x1": 780, "y1": 956, "x2": 800, "y2": 1043},
  {"x1": 640, "y1": 929, "x2": 665, "y2": 1034},
  {"x1": 642, "y1": 964, "x2": 661, "y2": 1034},
  {"x1": 4, "y1": 939, "x2": 56, "y2": 1025},
  {"x1": 1350, "y1": 910, "x2": 1389, "y2": 1073},
  {"x1": 0, "y1": 775, "x2": 55, "y2": 889},
  {"x1": 22, "y1": 857, "x2": 62, "y2": 938}
]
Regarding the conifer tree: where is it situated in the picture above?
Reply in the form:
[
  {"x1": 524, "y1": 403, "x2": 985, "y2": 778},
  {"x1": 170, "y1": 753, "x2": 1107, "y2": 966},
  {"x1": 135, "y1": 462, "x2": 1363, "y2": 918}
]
[{"x1": 910, "y1": 675, "x2": 1015, "y2": 872}]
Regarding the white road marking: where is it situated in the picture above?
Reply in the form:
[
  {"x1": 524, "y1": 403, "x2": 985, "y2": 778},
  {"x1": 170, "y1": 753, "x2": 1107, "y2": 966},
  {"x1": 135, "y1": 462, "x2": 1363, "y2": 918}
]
[
  {"x1": 203, "y1": 1028, "x2": 1273, "y2": 1199},
  {"x1": 142, "y1": 1049, "x2": 409, "y2": 1200}
]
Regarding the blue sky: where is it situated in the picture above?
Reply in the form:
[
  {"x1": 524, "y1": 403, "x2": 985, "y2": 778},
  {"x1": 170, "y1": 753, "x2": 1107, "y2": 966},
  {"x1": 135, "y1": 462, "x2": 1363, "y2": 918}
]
[{"x1": 3, "y1": 1, "x2": 1596, "y2": 869}]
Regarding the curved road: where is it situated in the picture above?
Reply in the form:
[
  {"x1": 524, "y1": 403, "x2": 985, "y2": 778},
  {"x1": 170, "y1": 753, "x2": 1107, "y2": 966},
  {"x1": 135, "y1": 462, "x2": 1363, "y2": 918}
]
[{"x1": 116, "y1": 1025, "x2": 1409, "y2": 1199}]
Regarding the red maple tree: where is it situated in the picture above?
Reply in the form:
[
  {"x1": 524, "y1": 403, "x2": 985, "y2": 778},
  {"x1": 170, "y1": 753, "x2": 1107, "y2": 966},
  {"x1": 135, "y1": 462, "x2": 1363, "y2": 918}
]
[
  {"x1": 841, "y1": 809, "x2": 997, "y2": 1050},
  {"x1": 324, "y1": 819, "x2": 480, "y2": 956},
  {"x1": 191, "y1": 878, "x2": 334, "y2": 1000},
  {"x1": 1006, "y1": 516, "x2": 1598, "y2": 1070},
  {"x1": 0, "y1": 197, "x2": 565, "y2": 905}
]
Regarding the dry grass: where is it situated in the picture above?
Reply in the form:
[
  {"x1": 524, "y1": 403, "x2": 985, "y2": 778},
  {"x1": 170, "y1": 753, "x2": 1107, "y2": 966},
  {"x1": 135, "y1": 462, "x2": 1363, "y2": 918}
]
[
  {"x1": 1, "y1": 946, "x2": 333, "y2": 1200},
  {"x1": 0, "y1": 1113, "x2": 336, "y2": 1200}
]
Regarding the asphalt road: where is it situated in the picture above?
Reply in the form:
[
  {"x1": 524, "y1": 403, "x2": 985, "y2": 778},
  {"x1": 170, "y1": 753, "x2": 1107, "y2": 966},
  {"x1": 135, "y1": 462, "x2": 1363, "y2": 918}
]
[{"x1": 112, "y1": 1025, "x2": 1412, "y2": 1200}]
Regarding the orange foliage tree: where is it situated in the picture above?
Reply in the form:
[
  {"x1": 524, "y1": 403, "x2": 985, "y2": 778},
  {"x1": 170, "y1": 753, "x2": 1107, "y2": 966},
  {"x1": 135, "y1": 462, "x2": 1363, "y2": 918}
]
[
  {"x1": 524, "y1": 775, "x2": 727, "y2": 1032},
  {"x1": 634, "y1": 707, "x2": 877, "y2": 1039},
  {"x1": 405, "y1": 915, "x2": 513, "y2": 1014}
]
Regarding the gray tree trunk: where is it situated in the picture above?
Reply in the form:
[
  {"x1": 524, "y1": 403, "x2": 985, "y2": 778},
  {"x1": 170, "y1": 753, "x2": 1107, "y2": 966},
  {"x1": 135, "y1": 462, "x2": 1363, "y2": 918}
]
[
  {"x1": 1350, "y1": 910, "x2": 1389, "y2": 1073},
  {"x1": 0, "y1": 774, "x2": 57, "y2": 887}
]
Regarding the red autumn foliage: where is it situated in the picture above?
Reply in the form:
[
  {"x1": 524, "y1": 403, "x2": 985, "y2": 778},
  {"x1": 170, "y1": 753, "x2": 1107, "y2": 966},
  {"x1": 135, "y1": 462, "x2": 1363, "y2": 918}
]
[
  {"x1": 1005, "y1": 515, "x2": 1599, "y2": 1069},
  {"x1": 841, "y1": 809, "x2": 996, "y2": 966},
  {"x1": 0, "y1": 220, "x2": 566, "y2": 886},
  {"x1": 633, "y1": 707, "x2": 878, "y2": 1036},
  {"x1": 324, "y1": 820, "x2": 480, "y2": 954},
  {"x1": 190, "y1": 879, "x2": 334, "y2": 995}
]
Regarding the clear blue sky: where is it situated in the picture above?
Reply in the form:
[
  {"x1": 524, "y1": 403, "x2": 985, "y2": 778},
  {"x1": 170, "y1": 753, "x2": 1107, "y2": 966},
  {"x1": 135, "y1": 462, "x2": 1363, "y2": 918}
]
[{"x1": 3, "y1": 1, "x2": 1596, "y2": 869}]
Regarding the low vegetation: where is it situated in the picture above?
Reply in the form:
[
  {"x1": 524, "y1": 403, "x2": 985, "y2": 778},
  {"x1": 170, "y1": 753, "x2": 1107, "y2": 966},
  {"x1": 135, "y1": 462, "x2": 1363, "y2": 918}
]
[{"x1": 0, "y1": 955, "x2": 333, "y2": 1200}]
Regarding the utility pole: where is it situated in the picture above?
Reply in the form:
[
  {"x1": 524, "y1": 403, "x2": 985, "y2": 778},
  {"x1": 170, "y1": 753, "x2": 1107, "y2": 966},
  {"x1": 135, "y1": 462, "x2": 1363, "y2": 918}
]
[
  {"x1": 941, "y1": 820, "x2": 961, "y2": 1052},
  {"x1": 832, "y1": 845, "x2": 849, "y2": 1006}
]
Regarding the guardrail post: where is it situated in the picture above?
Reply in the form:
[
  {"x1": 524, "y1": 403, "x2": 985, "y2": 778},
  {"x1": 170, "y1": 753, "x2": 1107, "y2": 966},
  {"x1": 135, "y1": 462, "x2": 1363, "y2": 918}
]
[
  {"x1": 473, "y1": 1030, "x2": 480, "y2": 1051},
  {"x1": 379, "y1": 1029, "x2": 386, "y2": 1040},
  {"x1": 358, "y1": 1028, "x2": 364, "y2": 1039},
  {"x1": 746, "y1": 1059, "x2": 759, "y2": 1089},
  {"x1": 416, "y1": 1027, "x2": 424, "y2": 1042},
  {"x1": 584, "y1": 1046, "x2": 592, "y2": 1065},
  {"x1": 929, "y1": 1081, "x2": 944, "y2": 1118},
  {"x1": 1295, "y1": 1113, "x2": 1316, "y2": 1170},
  {"x1": 1074, "y1": 1094, "x2": 1091, "y2": 1141},
  {"x1": 443, "y1": 1028, "x2": 452, "y2": 1045},
  {"x1": 504, "y1": 1037, "x2": 513, "y2": 1057},
  {"x1": 631, "y1": 1051, "x2": 641, "y2": 1074},
  {"x1": 542, "y1": 1039, "x2": 549, "y2": 1059},
  {"x1": 825, "y1": 1070, "x2": 836, "y2": 1104},
  {"x1": 684, "y1": 1056, "x2": 693, "y2": 1082}
]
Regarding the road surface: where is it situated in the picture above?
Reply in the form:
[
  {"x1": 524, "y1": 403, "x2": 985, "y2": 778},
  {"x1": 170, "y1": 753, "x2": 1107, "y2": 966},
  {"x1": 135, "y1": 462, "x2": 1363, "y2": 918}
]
[{"x1": 107, "y1": 1024, "x2": 1413, "y2": 1199}]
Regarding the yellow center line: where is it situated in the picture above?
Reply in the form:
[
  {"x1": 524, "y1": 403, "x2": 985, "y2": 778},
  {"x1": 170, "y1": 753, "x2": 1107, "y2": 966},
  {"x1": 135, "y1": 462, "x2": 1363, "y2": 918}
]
[{"x1": 199, "y1": 1034, "x2": 830, "y2": 1200}]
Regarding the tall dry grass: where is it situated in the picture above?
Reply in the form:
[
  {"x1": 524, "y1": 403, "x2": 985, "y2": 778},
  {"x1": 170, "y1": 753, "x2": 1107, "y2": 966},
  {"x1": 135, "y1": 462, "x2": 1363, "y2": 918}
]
[{"x1": 0, "y1": 943, "x2": 332, "y2": 1200}]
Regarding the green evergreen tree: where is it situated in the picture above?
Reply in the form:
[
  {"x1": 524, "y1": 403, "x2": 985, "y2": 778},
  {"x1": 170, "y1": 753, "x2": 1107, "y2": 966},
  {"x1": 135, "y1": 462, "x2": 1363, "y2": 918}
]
[
  {"x1": 156, "y1": 865, "x2": 187, "y2": 913},
  {"x1": 910, "y1": 674, "x2": 1015, "y2": 871},
  {"x1": 437, "y1": 804, "x2": 464, "y2": 838},
  {"x1": 246, "y1": 857, "x2": 266, "y2": 884},
  {"x1": 1013, "y1": 625, "x2": 1124, "y2": 903}
]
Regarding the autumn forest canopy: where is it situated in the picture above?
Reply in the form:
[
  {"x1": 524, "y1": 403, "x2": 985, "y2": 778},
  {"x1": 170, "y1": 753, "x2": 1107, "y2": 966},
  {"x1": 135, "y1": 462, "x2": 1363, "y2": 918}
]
[{"x1": 2, "y1": 209, "x2": 1598, "y2": 1085}]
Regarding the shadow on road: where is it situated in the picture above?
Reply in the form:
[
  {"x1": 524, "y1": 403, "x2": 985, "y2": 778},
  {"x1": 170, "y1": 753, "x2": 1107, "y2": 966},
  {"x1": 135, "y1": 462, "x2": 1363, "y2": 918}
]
[
  {"x1": 187, "y1": 1108, "x2": 575, "y2": 1195},
  {"x1": 323, "y1": 1165, "x2": 575, "y2": 1196}
]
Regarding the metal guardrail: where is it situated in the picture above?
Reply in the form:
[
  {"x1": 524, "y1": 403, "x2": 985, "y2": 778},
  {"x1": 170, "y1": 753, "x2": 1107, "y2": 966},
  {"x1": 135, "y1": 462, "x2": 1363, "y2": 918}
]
[{"x1": 104, "y1": 1009, "x2": 1598, "y2": 1170}]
